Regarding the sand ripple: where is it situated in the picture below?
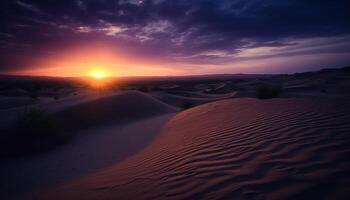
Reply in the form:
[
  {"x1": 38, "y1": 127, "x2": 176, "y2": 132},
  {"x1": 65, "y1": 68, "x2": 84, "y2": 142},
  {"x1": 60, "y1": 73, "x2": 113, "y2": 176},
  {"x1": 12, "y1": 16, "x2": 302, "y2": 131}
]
[{"x1": 42, "y1": 98, "x2": 350, "y2": 200}]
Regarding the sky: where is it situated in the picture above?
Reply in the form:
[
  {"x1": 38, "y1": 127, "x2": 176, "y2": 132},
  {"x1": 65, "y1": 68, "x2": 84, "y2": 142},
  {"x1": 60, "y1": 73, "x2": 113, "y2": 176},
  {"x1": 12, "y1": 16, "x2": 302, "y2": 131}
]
[{"x1": 0, "y1": 0, "x2": 350, "y2": 77}]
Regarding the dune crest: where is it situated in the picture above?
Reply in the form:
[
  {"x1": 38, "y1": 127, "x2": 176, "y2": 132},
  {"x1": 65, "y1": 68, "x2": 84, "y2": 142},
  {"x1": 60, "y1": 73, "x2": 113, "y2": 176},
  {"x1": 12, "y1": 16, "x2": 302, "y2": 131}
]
[
  {"x1": 55, "y1": 91, "x2": 177, "y2": 130},
  {"x1": 41, "y1": 97, "x2": 350, "y2": 200}
]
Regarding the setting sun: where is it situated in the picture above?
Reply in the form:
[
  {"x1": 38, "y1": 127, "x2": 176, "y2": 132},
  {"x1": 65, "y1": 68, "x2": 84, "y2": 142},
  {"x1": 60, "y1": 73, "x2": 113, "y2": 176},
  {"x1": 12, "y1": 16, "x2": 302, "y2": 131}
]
[
  {"x1": 89, "y1": 68, "x2": 109, "y2": 79},
  {"x1": 85, "y1": 67, "x2": 114, "y2": 89}
]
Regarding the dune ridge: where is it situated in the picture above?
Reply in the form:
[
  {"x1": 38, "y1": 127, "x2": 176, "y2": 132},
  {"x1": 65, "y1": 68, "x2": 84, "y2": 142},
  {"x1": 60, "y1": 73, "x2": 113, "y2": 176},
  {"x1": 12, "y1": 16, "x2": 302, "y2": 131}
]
[
  {"x1": 54, "y1": 91, "x2": 177, "y2": 130},
  {"x1": 0, "y1": 91, "x2": 177, "y2": 200},
  {"x1": 151, "y1": 91, "x2": 236, "y2": 108},
  {"x1": 41, "y1": 97, "x2": 350, "y2": 199}
]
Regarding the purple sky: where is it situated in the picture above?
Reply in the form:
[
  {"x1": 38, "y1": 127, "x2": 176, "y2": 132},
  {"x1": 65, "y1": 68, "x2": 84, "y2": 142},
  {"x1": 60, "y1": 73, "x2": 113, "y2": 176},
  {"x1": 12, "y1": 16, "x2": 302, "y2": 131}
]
[{"x1": 0, "y1": 0, "x2": 350, "y2": 76}]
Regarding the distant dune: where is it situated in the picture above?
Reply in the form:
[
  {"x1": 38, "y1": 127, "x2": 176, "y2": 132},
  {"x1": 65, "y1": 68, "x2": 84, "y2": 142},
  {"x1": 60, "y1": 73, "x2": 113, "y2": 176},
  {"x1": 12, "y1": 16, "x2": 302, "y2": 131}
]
[
  {"x1": 40, "y1": 97, "x2": 350, "y2": 200},
  {"x1": 55, "y1": 91, "x2": 177, "y2": 130},
  {"x1": 151, "y1": 90, "x2": 236, "y2": 108},
  {"x1": 0, "y1": 96, "x2": 36, "y2": 109}
]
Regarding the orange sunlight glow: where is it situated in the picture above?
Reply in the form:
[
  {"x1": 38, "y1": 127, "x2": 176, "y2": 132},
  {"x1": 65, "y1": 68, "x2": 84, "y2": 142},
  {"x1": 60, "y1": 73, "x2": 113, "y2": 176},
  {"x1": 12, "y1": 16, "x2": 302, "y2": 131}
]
[
  {"x1": 88, "y1": 67, "x2": 109, "y2": 79},
  {"x1": 88, "y1": 77, "x2": 111, "y2": 89},
  {"x1": 6, "y1": 42, "x2": 182, "y2": 77},
  {"x1": 85, "y1": 67, "x2": 113, "y2": 89}
]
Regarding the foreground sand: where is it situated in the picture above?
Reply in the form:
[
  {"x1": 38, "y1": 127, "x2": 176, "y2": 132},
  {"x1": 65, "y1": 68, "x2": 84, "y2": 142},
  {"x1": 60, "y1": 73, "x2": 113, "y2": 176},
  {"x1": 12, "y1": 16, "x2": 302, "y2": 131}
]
[
  {"x1": 0, "y1": 114, "x2": 174, "y2": 200},
  {"x1": 0, "y1": 91, "x2": 176, "y2": 200},
  {"x1": 39, "y1": 97, "x2": 350, "y2": 200}
]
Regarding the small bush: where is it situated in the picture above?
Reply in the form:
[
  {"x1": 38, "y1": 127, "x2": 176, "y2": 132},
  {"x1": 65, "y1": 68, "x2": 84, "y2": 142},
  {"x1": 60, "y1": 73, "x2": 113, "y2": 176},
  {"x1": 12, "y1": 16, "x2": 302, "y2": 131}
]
[
  {"x1": 16, "y1": 107, "x2": 64, "y2": 151},
  {"x1": 256, "y1": 84, "x2": 282, "y2": 99}
]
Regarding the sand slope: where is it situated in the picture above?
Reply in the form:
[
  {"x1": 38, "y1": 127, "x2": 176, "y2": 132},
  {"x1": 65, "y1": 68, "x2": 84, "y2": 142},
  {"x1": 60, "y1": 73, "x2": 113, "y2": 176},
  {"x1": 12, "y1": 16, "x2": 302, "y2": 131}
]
[
  {"x1": 151, "y1": 91, "x2": 236, "y2": 108},
  {"x1": 54, "y1": 91, "x2": 177, "y2": 130},
  {"x1": 41, "y1": 97, "x2": 350, "y2": 200},
  {"x1": 0, "y1": 114, "x2": 174, "y2": 200},
  {"x1": 0, "y1": 96, "x2": 36, "y2": 110}
]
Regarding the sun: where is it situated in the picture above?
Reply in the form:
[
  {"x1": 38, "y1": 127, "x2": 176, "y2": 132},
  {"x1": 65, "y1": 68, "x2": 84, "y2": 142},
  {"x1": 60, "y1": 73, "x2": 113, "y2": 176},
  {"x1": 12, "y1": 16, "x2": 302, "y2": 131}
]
[
  {"x1": 88, "y1": 68, "x2": 109, "y2": 79},
  {"x1": 86, "y1": 67, "x2": 113, "y2": 89}
]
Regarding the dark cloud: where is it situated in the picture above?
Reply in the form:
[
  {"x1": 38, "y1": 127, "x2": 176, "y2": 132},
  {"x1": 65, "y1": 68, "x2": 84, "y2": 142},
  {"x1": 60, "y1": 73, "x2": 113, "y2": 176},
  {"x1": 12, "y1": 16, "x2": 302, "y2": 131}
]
[{"x1": 0, "y1": 0, "x2": 350, "y2": 72}]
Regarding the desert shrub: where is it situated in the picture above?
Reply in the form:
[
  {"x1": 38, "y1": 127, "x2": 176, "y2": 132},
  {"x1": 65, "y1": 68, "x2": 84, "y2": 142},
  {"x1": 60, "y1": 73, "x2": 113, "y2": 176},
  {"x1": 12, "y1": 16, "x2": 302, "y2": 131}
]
[
  {"x1": 182, "y1": 101, "x2": 195, "y2": 109},
  {"x1": 17, "y1": 107, "x2": 57, "y2": 137},
  {"x1": 16, "y1": 107, "x2": 64, "y2": 150},
  {"x1": 256, "y1": 84, "x2": 282, "y2": 99}
]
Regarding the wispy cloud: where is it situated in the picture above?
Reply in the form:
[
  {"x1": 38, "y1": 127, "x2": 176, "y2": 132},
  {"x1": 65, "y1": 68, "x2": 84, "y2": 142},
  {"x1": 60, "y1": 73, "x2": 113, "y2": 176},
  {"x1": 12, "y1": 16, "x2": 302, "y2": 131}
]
[
  {"x1": 15, "y1": 1, "x2": 42, "y2": 14},
  {"x1": 101, "y1": 25, "x2": 126, "y2": 36},
  {"x1": 76, "y1": 26, "x2": 92, "y2": 33},
  {"x1": 75, "y1": 0, "x2": 87, "y2": 11},
  {"x1": 74, "y1": 24, "x2": 126, "y2": 36}
]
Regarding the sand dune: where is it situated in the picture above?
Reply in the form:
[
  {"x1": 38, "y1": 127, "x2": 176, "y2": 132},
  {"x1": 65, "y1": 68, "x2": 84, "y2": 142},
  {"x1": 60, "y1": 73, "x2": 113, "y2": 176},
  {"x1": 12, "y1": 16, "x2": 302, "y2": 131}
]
[
  {"x1": 0, "y1": 90, "x2": 177, "y2": 200},
  {"x1": 54, "y1": 91, "x2": 177, "y2": 130},
  {"x1": 0, "y1": 96, "x2": 36, "y2": 110},
  {"x1": 41, "y1": 97, "x2": 350, "y2": 200},
  {"x1": 151, "y1": 91, "x2": 235, "y2": 108},
  {"x1": 0, "y1": 90, "x2": 115, "y2": 131},
  {"x1": 165, "y1": 90, "x2": 234, "y2": 99},
  {"x1": 0, "y1": 90, "x2": 176, "y2": 138},
  {"x1": 0, "y1": 114, "x2": 174, "y2": 200}
]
